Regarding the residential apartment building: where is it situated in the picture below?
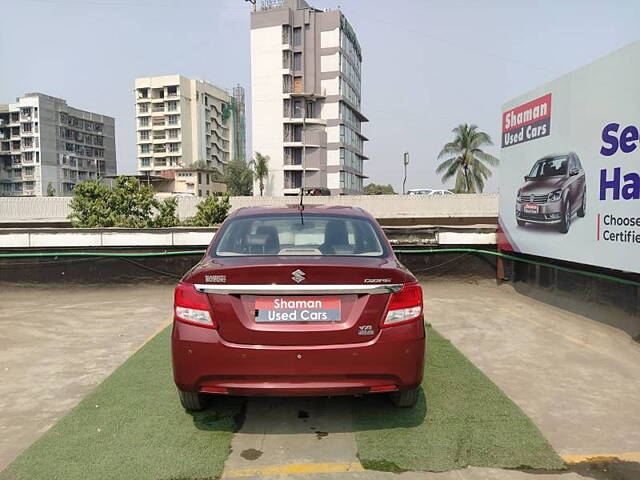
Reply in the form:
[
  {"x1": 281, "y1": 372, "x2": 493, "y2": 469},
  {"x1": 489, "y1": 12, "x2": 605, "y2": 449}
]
[
  {"x1": 250, "y1": 0, "x2": 368, "y2": 196},
  {"x1": 0, "y1": 93, "x2": 116, "y2": 196},
  {"x1": 135, "y1": 75, "x2": 246, "y2": 196}
]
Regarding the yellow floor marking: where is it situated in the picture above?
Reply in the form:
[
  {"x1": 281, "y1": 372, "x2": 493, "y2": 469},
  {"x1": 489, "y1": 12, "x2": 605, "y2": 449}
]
[
  {"x1": 563, "y1": 451, "x2": 640, "y2": 464},
  {"x1": 223, "y1": 462, "x2": 364, "y2": 478}
]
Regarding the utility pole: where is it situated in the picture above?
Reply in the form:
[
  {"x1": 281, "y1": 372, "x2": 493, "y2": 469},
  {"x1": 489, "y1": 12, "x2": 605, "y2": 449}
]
[{"x1": 403, "y1": 151, "x2": 409, "y2": 195}]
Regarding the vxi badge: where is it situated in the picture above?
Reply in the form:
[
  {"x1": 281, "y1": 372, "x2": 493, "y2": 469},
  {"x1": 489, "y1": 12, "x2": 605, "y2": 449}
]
[{"x1": 502, "y1": 93, "x2": 552, "y2": 148}]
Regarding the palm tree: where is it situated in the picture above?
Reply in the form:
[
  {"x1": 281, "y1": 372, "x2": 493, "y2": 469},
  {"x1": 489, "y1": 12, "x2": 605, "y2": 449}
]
[
  {"x1": 250, "y1": 152, "x2": 269, "y2": 196},
  {"x1": 436, "y1": 124, "x2": 499, "y2": 193}
]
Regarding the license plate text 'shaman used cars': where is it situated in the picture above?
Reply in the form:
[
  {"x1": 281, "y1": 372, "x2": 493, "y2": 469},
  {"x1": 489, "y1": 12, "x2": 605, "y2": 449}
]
[
  {"x1": 256, "y1": 297, "x2": 341, "y2": 322},
  {"x1": 171, "y1": 206, "x2": 426, "y2": 411}
]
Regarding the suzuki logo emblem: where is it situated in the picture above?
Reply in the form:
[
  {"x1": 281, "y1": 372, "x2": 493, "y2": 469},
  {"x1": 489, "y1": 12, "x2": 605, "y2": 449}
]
[{"x1": 291, "y1": 269, "x2": 306, "y2": 283}]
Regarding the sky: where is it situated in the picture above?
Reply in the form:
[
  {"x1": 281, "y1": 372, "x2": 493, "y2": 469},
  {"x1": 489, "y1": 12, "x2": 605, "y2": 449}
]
[{"x1": 1, "y1": 0, "x2": 639, "y2": 193}]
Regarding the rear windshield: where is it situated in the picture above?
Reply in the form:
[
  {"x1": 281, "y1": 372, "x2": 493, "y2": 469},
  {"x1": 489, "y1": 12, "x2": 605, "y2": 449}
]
[{"x1": 212, "y1": 214, "x2": 386, "y2": 257}]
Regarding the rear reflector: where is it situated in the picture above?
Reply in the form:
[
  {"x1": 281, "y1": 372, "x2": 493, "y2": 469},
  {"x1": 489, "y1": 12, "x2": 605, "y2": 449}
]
[
  {"x1": 382, "y1": 282, "x2": 423, "y2": 328},
  {"x1": 370, "y1": 385, "x2": 398, "y2": 392},
  {"x1": 200, "y1": 386, "x2": 229, "y2": 394},
  {"x1": 174, "y1": 282, "x2": 216, "y2": 328}
]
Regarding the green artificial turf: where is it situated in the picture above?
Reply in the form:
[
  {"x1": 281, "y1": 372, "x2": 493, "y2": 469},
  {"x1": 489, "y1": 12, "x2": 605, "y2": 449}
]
[
  {"x1": 353, "y1": 326, "x2": 565, "y2": 473},
  {"x1": 0, "y1": 327, "x2": 243, "y2": 480}
]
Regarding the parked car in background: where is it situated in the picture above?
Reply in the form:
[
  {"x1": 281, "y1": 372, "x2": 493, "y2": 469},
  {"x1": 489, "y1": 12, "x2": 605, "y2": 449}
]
[
  {"x1": 515, "y1": 152, "x2": 586, "y2": 233},
  {"x1": 408, "y1": 188, "x2": 453, "y2": 196},
  {"x1": 172, "y1": 206, "x2": 426, "y2": 410}
]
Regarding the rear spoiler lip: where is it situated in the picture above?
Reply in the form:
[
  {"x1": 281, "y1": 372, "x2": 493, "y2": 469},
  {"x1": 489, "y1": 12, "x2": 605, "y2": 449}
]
[{"x1": 193, "y1": 283, "x2": 404, "y2": 295}]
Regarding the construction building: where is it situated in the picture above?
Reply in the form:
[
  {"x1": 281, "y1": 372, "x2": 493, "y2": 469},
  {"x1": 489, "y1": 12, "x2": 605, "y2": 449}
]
[
  {"x1": 134, "y1": 75, "x2": 246, "y2": 196},
  {"x1": 250, "y1": 0, "x2": 368, "y2": 196},
  {"x1": 0, "y1": 93, "x2": 116, "y2": 197}
]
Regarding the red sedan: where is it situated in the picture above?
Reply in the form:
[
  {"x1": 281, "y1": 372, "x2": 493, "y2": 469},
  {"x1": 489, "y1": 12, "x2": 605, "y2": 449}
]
[{"x1": 171, "y1": 206, "x2": 425, "y2": 410}]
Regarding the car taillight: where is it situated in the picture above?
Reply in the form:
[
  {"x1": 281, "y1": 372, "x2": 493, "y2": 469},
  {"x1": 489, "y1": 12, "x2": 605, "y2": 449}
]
[
  {"x1": 382, "y1": 282, "x2": 423, "y2": 328},
  {"x1": 174, "y1": 282, "x2": 216, "y2": 328}
]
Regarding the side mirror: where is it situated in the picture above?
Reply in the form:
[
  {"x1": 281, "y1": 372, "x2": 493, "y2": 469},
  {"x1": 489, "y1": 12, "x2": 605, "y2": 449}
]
[
  {"x1": 570, "y1": 168, "x2": 579, "y2": 176},
  {"x1": 524, "y1": 175, "x2": 529, "y2": 181}
]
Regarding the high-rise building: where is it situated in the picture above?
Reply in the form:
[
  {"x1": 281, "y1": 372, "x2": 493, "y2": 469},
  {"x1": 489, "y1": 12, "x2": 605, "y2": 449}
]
[
  {"x1": 0, "y1": 93, "x2": 116, "y2": 197},
  {"x1": 250, "y1": 0, "x2": 368, "y2": 196},
  {"x1": 135, "y1": 75, "x2": 246, "y2": 196}
]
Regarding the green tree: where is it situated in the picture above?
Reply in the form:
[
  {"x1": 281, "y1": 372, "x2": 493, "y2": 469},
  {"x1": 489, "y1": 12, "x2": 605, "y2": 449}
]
[
  {"x1": 363, "y1": 183, "x2": 396, "y2": 195},
  {"x1": 436, "y1": 124, "x2": 499, "y2": 193},
  {"x1": 188, "y1": 194, "x2": 231, "y2": 227},
  {"x1": 47, "y1": 182, "x2": 56, "y2": 197},
  {"x1": 68, "y1": 177, "x2": 180, "y2": 228},
  {"x1": 107, "y1": 176, "x2": 158, "y2": 227},
  {"x1": 68, "y1": 180, "x2": 112, "y2": 227},
  {"x1": 250, "y1": 152, "x2": 269, "y2": 196},
  {"x1": 224, "y1": 159, "x2": 253, "y2": 196},
  {"x1": 151, "y1": 197, "x2": 179, "y2": 227}
]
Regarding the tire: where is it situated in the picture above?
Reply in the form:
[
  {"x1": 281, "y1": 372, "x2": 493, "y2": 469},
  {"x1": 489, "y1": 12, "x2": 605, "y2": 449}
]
[
  {"x1": 517, "y1": 219, "x2": 526, "y2": 227},
  {"x1": 178, "y1": 389, "x2": 207, "y2": 411},
  {"x1": 558, "y1": 202, "x2": 571, "y2": 234},
  {"x1": 577, "y1": 187, "x2": 586, "y2": 217},
  {"x1": 390, "y1": 388, "x2": 420, "y2": 408}
]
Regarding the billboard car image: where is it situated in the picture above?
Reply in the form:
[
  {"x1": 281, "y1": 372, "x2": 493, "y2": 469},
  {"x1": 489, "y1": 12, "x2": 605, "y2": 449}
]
[
  {"x1": 515, "y1": 153, "x2": 586, "y2": 234},
  {"x1": 498, "y1": 41, "x2": 640, "y2": 274}
]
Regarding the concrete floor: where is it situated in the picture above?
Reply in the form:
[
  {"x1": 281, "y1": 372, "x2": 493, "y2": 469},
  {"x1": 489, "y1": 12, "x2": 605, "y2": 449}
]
[
  {"x1": 425, "y1": 278, "x2": 640, "y2": 458},
  {"x1": 2, "y1": 280, "x2": 640, "y2": 479},
  {"x1": 0, "y1": 284, "x2": 174, "y2": 470}
]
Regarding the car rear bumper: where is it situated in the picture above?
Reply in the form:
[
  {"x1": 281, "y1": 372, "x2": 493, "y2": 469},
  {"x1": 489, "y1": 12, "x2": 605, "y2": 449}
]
[{"x1": 171, "y1": 319, "x2": 426, "y2": 396}]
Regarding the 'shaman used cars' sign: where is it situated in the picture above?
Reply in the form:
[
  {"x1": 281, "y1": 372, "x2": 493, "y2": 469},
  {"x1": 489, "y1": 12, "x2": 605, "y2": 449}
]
[{"x1": 498, "y1": 41, "x2": 640, "y2": 274}]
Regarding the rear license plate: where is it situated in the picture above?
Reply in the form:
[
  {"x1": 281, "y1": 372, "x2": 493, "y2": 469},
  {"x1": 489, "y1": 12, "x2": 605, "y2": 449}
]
[
  {"x1": 255, "y1": 297, "x2": 341, "y2": 323},
  {"x1": 524, "y1": 203, "x2": 539, "y2": 214}
]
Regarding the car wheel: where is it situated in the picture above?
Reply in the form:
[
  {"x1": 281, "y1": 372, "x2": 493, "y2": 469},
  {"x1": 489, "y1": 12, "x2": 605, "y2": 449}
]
[
  {"x1": 390, "y1": 388, "x2": 420, "y2": 407},
  {"x1": 558, "y1": 203, "x2": 571, "y2": 234},
  {"x1": 577, "y1": 187, "x2": 586, "y2": 217},
  {"x1": 178, "y1": 389, "x2": 207, "y2": 411},
  {"x1": 517, "y1": 219, "x2": 526, "y2": 227}
]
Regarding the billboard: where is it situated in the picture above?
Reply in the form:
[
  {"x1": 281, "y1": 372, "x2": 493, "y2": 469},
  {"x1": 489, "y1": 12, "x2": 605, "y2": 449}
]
[{"x1": 499, "y1": 41, "x2": 640, "y2": 274}]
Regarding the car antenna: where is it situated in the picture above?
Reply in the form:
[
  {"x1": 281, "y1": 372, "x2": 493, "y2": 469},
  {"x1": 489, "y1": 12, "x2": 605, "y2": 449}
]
[{"x1": 298, "y1": 186, "x2": 304, "y2": 224}]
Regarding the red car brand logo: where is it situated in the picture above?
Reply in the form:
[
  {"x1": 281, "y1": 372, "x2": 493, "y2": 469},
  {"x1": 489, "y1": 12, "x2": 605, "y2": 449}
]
[
  {"x1": 502, "y1": 93, "x2": 552, "y2": 148},
  {"x1": 291, "y1": 269, "x2": 306, "y2": 283}
]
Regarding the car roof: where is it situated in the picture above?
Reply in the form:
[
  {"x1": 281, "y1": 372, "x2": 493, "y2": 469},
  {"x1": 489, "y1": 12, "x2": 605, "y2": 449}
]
[
  {"x1": 538, "y1": 152, "x2": 573, "y2": 160},
  {"x1": 230, "y1": 205, "x2": 371, "y2": 219}
]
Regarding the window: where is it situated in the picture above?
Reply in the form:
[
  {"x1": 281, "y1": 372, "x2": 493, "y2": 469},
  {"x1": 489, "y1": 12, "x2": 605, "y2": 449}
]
[
  {"x1": 305, "y1": 101, "x2": 314, "y2": 118},
  {"x1": 282, "y1": 25, "x2": 291, "y2": 44},
  {"x1": 140, "y1": 130, "x2": 149, "y2": 140},
  {"x1": 168, "y1": 143, "x2": 180, "y2": 152},
  {"x1": 213, "y1": 214, "x2": 385, "y2": 257},
  {"x1": 139, "y1": 117, "x2": 149, "y2": 127},
  {"x1": 293, "y1": 52, "x2": 302, "y2": 70},
  {"x1": 282, "y1": 50, "x2": 291, "y2": 69},
  {"x1": 293, "y1": 100, "x2": 303, "y2": 118},
  {"x1": 139, "y1": 103, "x2": 149, "y2": 113},
  {"x1": 167, "y1": 85, "x2": 178, "y2": 96},
  {"x1": 140, "y1": 158, "x2": 150, "y2": 167},
  {"x1": 293, "y1": 125, "x2": 302, "y2": 142},
  {"x1": 293, "y1": 27, "x2": 302, "y2": 46},
  {"x1": 140, "y1": 144, "x2": 150, "y2": 153},
  {"x1": 167, "y1": 129, "x2": 179, "y2": 139},
  {"x1": 167, "y1": 115, "x2": 178, "y2": 125}
]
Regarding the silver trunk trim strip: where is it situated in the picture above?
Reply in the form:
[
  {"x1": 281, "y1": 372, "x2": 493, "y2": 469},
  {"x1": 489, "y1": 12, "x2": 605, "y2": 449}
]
[{"x1": 193, "y1": 283, "x2": 403, "y2": 295}]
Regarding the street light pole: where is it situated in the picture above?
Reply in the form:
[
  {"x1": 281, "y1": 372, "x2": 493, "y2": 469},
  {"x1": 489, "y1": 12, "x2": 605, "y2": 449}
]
[{"x1": 403, "y1": 151, "x2": 409, "y2": 195}]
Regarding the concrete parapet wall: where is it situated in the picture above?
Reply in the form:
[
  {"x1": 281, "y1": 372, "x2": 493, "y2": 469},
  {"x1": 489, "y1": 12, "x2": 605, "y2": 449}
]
[{"x1": 0, "y1": 194, "x2": 499, "y2": 226}]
